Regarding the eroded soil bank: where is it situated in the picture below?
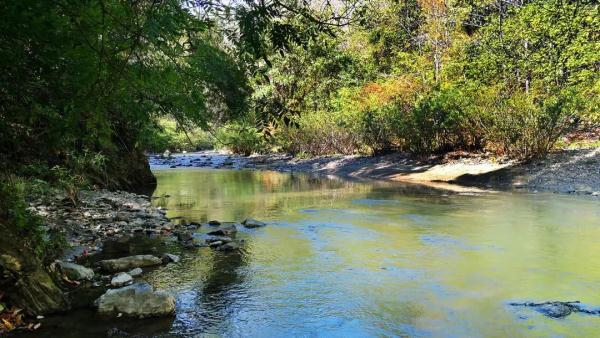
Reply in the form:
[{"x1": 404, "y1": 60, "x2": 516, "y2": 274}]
[{"x1": 150, "y1": 148, "x2": 600, "y2": 195}]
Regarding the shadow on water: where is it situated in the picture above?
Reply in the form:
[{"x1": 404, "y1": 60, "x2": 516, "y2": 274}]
[
  {"x1": 13, "y1": 308, "x2": 174, "y2": 338},
  {"x1": 172, "y1": 247, "x2": 249, "y2": 335}
]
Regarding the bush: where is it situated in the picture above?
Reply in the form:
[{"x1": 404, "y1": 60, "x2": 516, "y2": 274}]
[
  {"x1": 481, "y1": 92, "x2": 574, "y2": 158},
  {"x1": 404, "y1": 88, "x2": 480, "y2": 153},
  {"x1": 215, "y1": 122, "x2": 266, "y2": 156},
  {"x1": 275, "y1": 111, "x2": 362, "y2": 156},
  {"x1": 360, "y1": 104, "x2": 404, "y2": 155},
  {"x1": 0, "y1": 177, "x2": 65, "y2": 262}
]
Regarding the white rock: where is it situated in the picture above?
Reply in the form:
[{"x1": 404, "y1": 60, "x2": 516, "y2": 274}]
[
  {"x1": 128, "y1": 268, "x2": 143, "y2": 277},
  {"x1": 111, "y1": 272, "x2": 133, "y2": 287}
]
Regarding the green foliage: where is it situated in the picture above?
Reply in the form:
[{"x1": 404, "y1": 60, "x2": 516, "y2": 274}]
[
  {"x1": 0, "y1": 0, "x2": 247, "y2": 181},
  {"x1": 405, "y1": 88, "x2": 479, "y2": 153},
  {"x1": 480, "y1": 91, "x2": 576, "y2": 158},
  {"x1": 237, "y1": 0, "x2": 597, "y2": 158},
  {"x1": 274, "y1": 112, "x2": 362, "y2": 156},
  {"x1": 143, "y1": 118, "x2": 215, "y2": 153},
  {"x1": 215, "y1": 122, "x2": 266, "y2": 156},
  {"x1": 0, "y1": 178, "x2": 66, "y2": 262}
]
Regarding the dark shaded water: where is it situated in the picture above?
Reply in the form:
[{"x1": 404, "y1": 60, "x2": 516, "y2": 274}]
[{"x1": 21, "y1": 169, "x2": 600, "y2": 337}]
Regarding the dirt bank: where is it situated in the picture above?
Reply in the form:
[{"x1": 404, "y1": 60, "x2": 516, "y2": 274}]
[{"x1": 150, "y1": 148, "x2": 600, "y2": 195}]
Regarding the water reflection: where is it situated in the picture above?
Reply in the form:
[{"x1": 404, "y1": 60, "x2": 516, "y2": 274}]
[
  {"x1": 149, "y1": 169, "x2": 600, "y2": 337},
  {"x1": 21, "y1": 168, "x2": 600, "y2": 337}
]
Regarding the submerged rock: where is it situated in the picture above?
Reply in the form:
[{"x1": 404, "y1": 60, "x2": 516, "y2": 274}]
[
  {"x1": 95, "y1": 283, "x2": 175, "y2": 318},
  {"x1": 57, "y1": 261, "x2": 95, "y2": 281},
  {"x1": 241, "y1": 218, "x2": 267, "y2": 228},
  {"x1": 111, "y1": 272, "x2": 133, "y2": 287},
  {"x1": 98, "y1": 255, "x2": 162, "y2": 272},
  {"x1": 509, "y1": 301, "x2": 595, "y2": 319},
  {"x1": 536, "y1": 303, "x2": 573, "y2": 318},
  {"x1": 207, "y1": 220, "x2": 221, "y2": 226},
  {"x1": 207, "y1": 225, "x2": 237, "y2": 237}
]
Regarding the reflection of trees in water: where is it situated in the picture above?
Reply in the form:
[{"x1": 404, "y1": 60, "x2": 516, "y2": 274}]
[
  {"x1": 151, "y1": 169, "x2": 468, "y2": 224},
  {"x1": 185, "y1": 249, "x2": 249, "y2": 334}
]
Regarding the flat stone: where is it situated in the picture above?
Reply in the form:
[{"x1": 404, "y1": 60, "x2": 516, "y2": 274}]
[
  {"x1": 206, "y1": 236, "x2": 232, "y2": 244},
  {"x1": 207, "y1": 225, "x2": 237, "y2": 237},
  {"x1": 98, "y1": 255, "x2": 162, "y2": 272},
  {"x1": 95, "y1": 283, "x2": 175, "y2": 318},
  {"x1": 111, "y1": 272, "x2": 133, "y2": 287},
  {"x1": 57, "y1": 261, "x2": 95, "y2": 281},
  {"x1": 208, "y1": 241, "x2": 223, "y2": 247},
  {"x1": 242, "y1": 218, "x2": 267, "y2": 228}
]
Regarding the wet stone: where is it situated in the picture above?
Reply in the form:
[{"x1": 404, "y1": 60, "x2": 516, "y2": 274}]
[
  {"x1": 207, "y1": 225, "x2": 237, "y2": 237},
  {"x1": 242, "y1": 218, "x2": 267, "y2": 228}
]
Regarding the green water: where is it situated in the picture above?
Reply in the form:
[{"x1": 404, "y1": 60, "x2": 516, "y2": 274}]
[
  {"x1": 145, "y1": 169, "x2": 600, "y2": 337},
  {"x1": 22, "y1": 168, "x2": 599, "y2": 337}
]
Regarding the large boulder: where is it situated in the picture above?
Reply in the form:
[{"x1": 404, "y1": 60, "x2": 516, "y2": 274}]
[
  {"x1": 95, "y1": 283, "x2": 175, "y2": 318},
  {"x1": 98, "y1": 255, "x2": 162, "y2": 272},
  {"x1": 57, "y1": 261, "x2": 94, "y2": 281}
]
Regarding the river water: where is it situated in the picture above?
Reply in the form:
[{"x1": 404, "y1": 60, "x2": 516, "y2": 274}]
[{"x1": 26, "y1": 168, "x2": 600, "y2": 337}]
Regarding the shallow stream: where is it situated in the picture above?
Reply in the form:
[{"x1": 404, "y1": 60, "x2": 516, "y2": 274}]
[{"x1": 26, "y1": 169, "x2": 600, "y2": 337}]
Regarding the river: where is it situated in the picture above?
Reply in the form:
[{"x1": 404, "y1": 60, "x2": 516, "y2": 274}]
[{"x1": 25, "y1": 168, "x2": 600, "y2": 337}]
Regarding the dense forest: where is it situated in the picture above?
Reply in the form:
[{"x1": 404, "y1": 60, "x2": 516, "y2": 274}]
[{"x1": 0, "y1": 0, "x2": 598, "y2": 327}]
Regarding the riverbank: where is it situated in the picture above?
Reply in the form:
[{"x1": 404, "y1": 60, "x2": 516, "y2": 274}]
[
  {"x1": 2, "y1": 187, "x2": 265, "y2": 334},
  {"x1": 150, "y1": 148, "x2": 600, "y2": 195}
]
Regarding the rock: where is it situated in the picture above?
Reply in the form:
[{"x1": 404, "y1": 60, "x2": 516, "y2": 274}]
[
  {"x1": 163, "y1": 150, "x2": 171, "y2": 158},
  {"x1": 113, "y1": 212, "x2": 130, "y2": 222},
  {"x1": 536, "y1": 303, "x2": 574, "y2": 318},
  {"x1": 57, "y1": 261, "x2": 95, "y2": 281},
  {"x1": 241, "y1": 218, "x2": 267, "y2": 228},
  {"x1": 207, "y1": 220, "x2": 221, "y2": 226},
  {"x1": 206, "y1": 236, "x2": 232, "y2": 244},
  {"x1": 175, "y1": 231, "x2": 193, "y2": 242},
  {"x1": 161, "y1": 253, "x2": 180, "y2": 264},
  {"x1": 95, "y1": 283, "x2": 175, "y2": 318},
  {"x1": 208, "y1": 241, "x2": 223, "y2": 248},
  {"x1": 207, "y1": 225, "x2": 237, "y2": 237},
  {"x1": 510, "y1": 301, "x2": 581, "y2": 319},
  {"x1": 98, "y1": 255, "x2": 162, "y2": 272},
  {"x1": 216, "y1": 242, "x2": 240, "y2": 251},
  {"x1": 111, "y1": 272, "x2": 133, "y2": 287},
  {"x1": 128, "y1": 268, "x2": 143, "y2": 277}
]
